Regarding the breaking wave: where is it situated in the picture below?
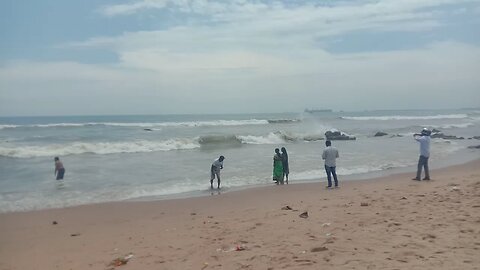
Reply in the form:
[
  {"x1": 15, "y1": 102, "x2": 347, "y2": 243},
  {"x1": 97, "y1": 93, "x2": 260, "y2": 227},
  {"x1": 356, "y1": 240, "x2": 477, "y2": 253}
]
[
  {"x1": 0, "y1": 139, "x2": 201, "y2": 158},
  {"x1": 267, "y1": 119, "x2": 301, "y2": 124},
  {"x1": 341, "y1": 114, "x2": 468, "y2": 121},
  {"x1": 198, "y1": 135, "x2": 243, "y2": 145},
  {"x1": 0, "y1": 119, "x2": 303, "y2": 130},
  {"x1": 0, "y1": 131, "x2": 325, "y2": 158},
  {"x1": 431, "y1": 122, "x2": 474, "y2": 129},
  {"x1": 0, "y1": 125, "x2": 19, "y2": 129}
]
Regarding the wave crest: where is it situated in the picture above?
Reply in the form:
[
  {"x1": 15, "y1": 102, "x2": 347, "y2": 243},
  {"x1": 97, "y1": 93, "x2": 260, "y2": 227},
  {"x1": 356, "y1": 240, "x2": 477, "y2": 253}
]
[
  {"x1": 0, "y1": 119, "x2": 271, "y2": 129},
  {"x1": 198, "y1": 135, "x2": 242, "y2": 145},
  {"x1": 0, "y1": 131, "x2": 327, "y2": 158},
  {"x1": 341, "y1": 114, "x2": 468, "y2": 121},
  {"x1": 0, "y1": 139, "x2": 200, "y2": 158}
]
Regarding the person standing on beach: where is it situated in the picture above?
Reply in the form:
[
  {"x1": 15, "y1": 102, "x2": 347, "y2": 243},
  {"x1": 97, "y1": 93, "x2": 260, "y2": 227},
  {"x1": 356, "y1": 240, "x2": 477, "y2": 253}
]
[
  {"x1": 412, "y1": 128, "x2": 431, "y2": 180},
  {"x1": 281, "y1": 147, "x2": 289, "y2": 184},
  {"x1": 273, "y1": 148, "x2": 284, "y2": 185},
  {"x1": 322, "y1": 140, "x2": 339, "y2": 188},
  {"x1": 210, "y1": 155, "x2": 225, "y2": 189},
  {"x1": 54, "y1": 157, "x2": 65, "y2": 180}
]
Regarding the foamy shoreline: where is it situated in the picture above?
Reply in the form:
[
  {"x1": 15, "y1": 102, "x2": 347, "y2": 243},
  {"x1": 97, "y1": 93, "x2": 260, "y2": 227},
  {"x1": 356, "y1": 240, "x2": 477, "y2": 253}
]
[
  {"x1": 2, "y1": 153, "x2": 479, "y2": 214},
  {"x1": 1, "y1": 159, "x2": 479, "y2": 269}
]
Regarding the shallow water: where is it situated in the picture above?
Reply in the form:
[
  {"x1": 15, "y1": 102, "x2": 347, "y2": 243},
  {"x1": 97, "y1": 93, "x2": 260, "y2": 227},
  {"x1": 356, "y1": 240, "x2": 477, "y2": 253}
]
[{"x1": 1, "y1": 109, "x2": 479, "y2": 212}]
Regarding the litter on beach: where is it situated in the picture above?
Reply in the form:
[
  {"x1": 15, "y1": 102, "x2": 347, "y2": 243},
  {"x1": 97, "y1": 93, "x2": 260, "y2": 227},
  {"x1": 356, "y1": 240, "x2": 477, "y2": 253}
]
[{"x1": 108, "y1": 254, "x2": 134, "y2": 268}]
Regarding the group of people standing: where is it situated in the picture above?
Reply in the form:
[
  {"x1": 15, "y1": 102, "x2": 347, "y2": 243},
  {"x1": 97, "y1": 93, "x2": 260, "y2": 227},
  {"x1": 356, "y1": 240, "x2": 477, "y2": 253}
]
[
  {"x1": 210, "y1": 141, "x2": 340, "y2": 190},
  {"x1": 209, "y1": 126, "x2": 430, "y2": 190},
  {"x1": 274, "y1": 142, "x2": 339, "y2": 188},
  {"x1": 273, "y1": 147, "x2": 289, "y2": 185},
  {"x1": 55, "y1": 128, "x2": 431, "y2": 191}
]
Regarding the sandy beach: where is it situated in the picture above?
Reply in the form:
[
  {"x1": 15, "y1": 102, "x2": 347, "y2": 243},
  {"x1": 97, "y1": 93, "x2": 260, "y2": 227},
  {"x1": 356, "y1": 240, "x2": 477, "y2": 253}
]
[{"x1": 1, "y1": 160, "x2": 479, "y2": 270}]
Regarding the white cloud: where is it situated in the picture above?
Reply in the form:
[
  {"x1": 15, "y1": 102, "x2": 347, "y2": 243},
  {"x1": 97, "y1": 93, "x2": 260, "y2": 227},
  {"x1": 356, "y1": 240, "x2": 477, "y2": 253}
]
[
  {"x1": 2, "y1": 41, "x2": 479, "y2": 115},
  {"x1": 82, "y1": 0, "x2": 480, "y2": 60},
  {"x1": 99, "y1": 0, "x2": 169, "y2": 17},
  {"x1": 2, "y1": 0, "x2": 480, "y2": 115}
]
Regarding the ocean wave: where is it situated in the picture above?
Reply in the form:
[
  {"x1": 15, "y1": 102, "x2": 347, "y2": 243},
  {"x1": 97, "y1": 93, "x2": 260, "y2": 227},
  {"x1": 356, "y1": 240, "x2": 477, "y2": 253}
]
[
  {"x1": 198, "y1": 132, "x2": 324, "y2": 146},
  {"x1": 0, "y1": 125, "x2": 19, "y2": 129},
  {"x1": 198, "y1": 135, "x2": 243, "y2": 145},
  {"x1": 0, "y1": 139, "x2": 201, "y2": 158},
  {"x1": 431, "y1": 122, "x2": 475, "y2": 129},
  {"x1": 0, "y1": 131, "x2": 328, "y2": 158},
  {"x1": 237, "y1": 133, "x2": 287, "y2": 145},
  {"x1": 0, "y1": 119, "x2": 272, "y2": 129},
  {"x1": 341, "y1": 114, "x2": 468, "y2": 121},
  {"x1": 239, "y1": 132, "x2": 325, "y2": 145},
  {"x1": 267, "y1": 119, "x2": 301, "y2": 124}
]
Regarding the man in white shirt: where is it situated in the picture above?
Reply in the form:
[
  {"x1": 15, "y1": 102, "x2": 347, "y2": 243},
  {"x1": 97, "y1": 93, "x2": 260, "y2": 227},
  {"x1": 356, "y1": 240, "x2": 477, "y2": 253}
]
[
  {"x1": 322, "y1": 141, "x2": 339, "y2": 188},
  {"x1": 210, "y1": 155, "x2": 225, "y2": 189},
  {"x1": 412, "y1": 128, "x2": 431, "y2": 180}
]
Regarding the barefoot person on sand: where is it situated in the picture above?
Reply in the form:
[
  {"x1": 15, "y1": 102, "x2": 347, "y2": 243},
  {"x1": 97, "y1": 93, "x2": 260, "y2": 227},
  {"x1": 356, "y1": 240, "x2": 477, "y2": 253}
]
[
  {"x1": 210, "y1": 155, "x2": 225, "y2": 189},
  {"x1": 54, "y1": 157, "x2": 65, "y2": 180},
  {"x1": 412, "y1": 128, "x2": 431, "y2": 181},
  {"x1": 273, "y1": 148, "x2": 284, "y2": 185},
  {"x1": 322, "y1": 140, "x2": 339, "y2": 188}
]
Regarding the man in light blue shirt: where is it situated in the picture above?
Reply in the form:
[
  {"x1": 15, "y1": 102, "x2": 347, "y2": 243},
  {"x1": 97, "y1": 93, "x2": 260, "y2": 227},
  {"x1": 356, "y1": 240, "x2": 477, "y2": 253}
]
[
  {"x1": 322, "y1": 140, "x2": 339, "y2": 188},
  {"x1": 412, "y1": 128, "x2": 431, "y2": 180}
]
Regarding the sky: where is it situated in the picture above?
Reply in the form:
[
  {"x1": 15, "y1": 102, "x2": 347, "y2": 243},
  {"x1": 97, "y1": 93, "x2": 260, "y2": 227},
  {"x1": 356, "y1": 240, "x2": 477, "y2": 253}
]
[{"x1": 0, "y1": 0, "x2": 480, "y2": 116}]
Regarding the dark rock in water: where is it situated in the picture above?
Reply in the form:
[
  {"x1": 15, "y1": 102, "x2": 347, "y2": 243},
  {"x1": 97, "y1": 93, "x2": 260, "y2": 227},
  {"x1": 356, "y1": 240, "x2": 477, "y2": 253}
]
[
  {"x1": 431, "y1": 132, "x2": 464, "y2": 140},
  {"x1": 374, "y1": 131, "x2": 388, "y2": 137},
  {"x1": 431, "y1": 128, "x2": 441, "y2": 133},
  {"x1": 471, "y1": 136, "x2": 480, "y2": 140},
  {"x1": 144, "y1": 128, "x2": 153, "y2": 131},
  {"x1": 325, "y1": 130, "x2": 356, "y2": 140},
  {"x1": 468, "y1": 145, "x2": 480, "y2": 149}
]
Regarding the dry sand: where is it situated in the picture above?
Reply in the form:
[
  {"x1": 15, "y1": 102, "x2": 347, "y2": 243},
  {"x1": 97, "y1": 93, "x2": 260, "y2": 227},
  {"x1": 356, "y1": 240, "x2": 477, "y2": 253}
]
[{"x1": 1, "y1": 160, "x2": 479, "y2": 270}]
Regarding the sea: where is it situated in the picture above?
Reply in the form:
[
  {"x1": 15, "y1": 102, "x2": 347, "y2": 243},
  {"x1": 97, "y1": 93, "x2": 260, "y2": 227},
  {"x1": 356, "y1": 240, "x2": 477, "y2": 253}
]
[{"x1": 1, "y1": 109, "x2": 479, "y2": 213}]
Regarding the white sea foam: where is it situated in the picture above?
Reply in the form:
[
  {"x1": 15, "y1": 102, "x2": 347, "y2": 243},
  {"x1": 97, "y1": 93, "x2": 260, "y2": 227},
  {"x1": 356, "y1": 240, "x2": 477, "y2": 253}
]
[
  {"x1": 0, "y1": 130, "x2": 328, "y2": 158},
  {"x1": 341, "y1": 114, "x2": 468, "y2": 121},
  {"x1": 0, "y1": 139, "x2": 201, "y2": 158},
  {"x1": 291, "y1": 163, "x2": 411, "y2": 181},
  {"x1": 0, "y1": 119, "x2": 271, "y2": 129},
  {"x1": 237, "y1": 132, "x2": 325, "y2": 145},
  {"x1": 432, "y1": 122, "x2": 474, "y2": 129},
  {"x1": 237, "y1": 133, "x2": 286, "y2": 145},
  {"x1": 0, "y1": 125, "x2": 19, "y2": 129}
]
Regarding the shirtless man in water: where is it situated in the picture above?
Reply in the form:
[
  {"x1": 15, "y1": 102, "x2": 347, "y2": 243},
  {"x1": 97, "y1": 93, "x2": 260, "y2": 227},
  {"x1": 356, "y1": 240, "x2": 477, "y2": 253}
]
[{"x1": 54, "y1": 157, "x2": 65, "y2": 180}]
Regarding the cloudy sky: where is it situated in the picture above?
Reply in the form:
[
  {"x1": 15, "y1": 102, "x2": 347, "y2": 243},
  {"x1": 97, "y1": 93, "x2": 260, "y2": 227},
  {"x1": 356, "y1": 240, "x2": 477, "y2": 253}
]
[{"x1": 1, "y1": 0, "x2": 479, "y2": 116}]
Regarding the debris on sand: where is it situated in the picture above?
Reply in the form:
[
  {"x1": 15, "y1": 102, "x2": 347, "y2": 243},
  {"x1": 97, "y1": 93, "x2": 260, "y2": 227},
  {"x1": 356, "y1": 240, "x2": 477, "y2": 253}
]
[
  {"x1": 299, "y1": 211, "x2": 309, "y2": 218},
  {"x1": 311, "y1": 247, "x2": 328, "y2": 252},
  {"x1": 108, "y1": 254, "x2": 134, "y2": 268}
]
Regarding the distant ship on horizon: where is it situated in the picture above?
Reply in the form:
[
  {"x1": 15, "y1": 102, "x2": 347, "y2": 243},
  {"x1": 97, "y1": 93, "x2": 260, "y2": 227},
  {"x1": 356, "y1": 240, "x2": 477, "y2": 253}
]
[{"x1": 304, "y1": 108, "x2": 333, "y2": 113}]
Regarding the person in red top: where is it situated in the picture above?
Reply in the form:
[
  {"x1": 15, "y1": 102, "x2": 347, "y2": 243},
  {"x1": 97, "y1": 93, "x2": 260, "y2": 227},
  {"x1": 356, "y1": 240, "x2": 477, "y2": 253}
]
[{"x1": 54, "y1": 157, "x2": 65, "y2": 180}]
